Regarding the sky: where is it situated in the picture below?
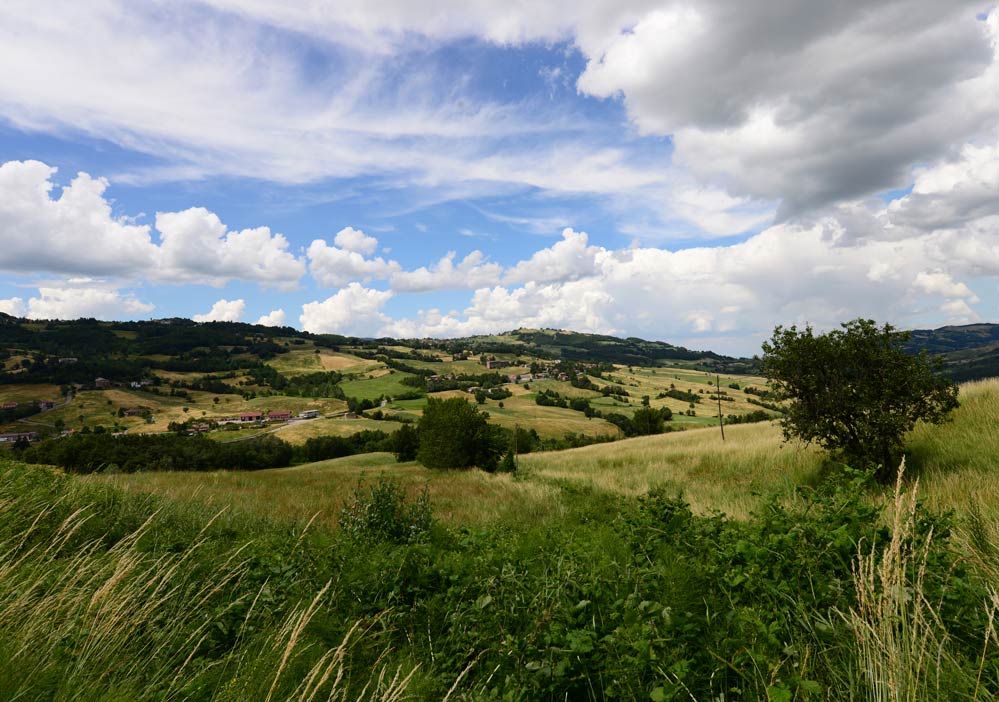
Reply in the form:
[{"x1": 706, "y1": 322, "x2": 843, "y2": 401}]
[{"x1": 0, "y1": 1, "x2": 996, "y2": 356}]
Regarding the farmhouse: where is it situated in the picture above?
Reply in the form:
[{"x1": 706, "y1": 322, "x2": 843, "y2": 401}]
[
  {"x1": 484, "y1": 359, "x2": 509, "y2": 370},
  {"x1": 0, "y1": 431, "x2": 37, "y2": 443},
  {"x1": 239, "y1": 412, "x2": 263, "y2": 422},
  {"x1": 94, "y1": 377, "x2": 112, "y2": 389},
  {"x1": 37, "y1": 401, "x2": 55, "y2": 410},
  {"x1": 297, "y1": 409, "x2": 320, "y2": 419},
  {"x1": 267, "y1": 410, "x2": 292, "y2": 422},
  {"x1": 123, "y1": 407, "x2": 147, "y2": 417},
  {"x1": 1, "y1": 402, "x2": 17, "y2": 410}
]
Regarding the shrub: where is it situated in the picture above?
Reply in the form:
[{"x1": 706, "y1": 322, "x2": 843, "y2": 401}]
[{"x1": 338, "y1": 479, "x2": 433, "y2": 543}]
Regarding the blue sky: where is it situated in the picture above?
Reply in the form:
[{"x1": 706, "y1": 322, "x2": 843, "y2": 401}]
[{"x1": 0, "y1": 1, "x2": 996, "y2": 355}]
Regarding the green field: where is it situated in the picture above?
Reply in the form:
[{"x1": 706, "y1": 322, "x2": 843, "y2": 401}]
[
  {"x1": 339, "y1": 371, "x2": 421, "y2": 401},
  {"x1": 4, "y1": 380, "x2": 998, "y2": 700}
]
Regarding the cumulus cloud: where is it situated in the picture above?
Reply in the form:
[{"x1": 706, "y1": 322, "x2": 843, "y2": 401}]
[
  {"x1": 0, "y1": 285, "x2": 153, "y2": 321},
  {"x1": 0, "y1": 297, "x2": 26, "y2": 317},
  {"x1": 300, "y1": 283, "x2": 393, "y2": 335},
  {"x1": 333, "y1": 227, "x2": 379, "y2": 255},
  {"x1": 0, "y1": 161, "x2": 306, "y2": 288},
  {"x1": 888, "y1": 143, "x2": 999, "y2": 231},
  {"x1": 0, "y1": 160, "x2": 158, "y2": 276},
  {"x1": 577, "y1": 1, "x2": 998, "y2": 215},
  {"x1": 308, "y1": 232, "x2": 401, "y2": 288},
  {"x1": 155, "y1": 208, "x2": 305, "y2": 289},
  {"x1": 913, "y1": 271, "x2": 979, "y2": 302},
  {"x1": 503, "y1": 228, "x2": 603, "y2": 285},
  {"x1": 380, "y1": 150, "x2": 999, "y2": 354},
  {"x1": 193, "y1": 298, "x2": 245, "y2": 322},
  {"x1": 255, "y1": 308, "x2": 287, "y2": 326},
  {"x1": 390, "y1": 250, "x2": 502, "y2": 292}
]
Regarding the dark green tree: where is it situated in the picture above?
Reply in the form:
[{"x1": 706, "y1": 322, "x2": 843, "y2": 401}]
[
  {"x1": 416, "y1": 397, "x2": 502, "y2": 471},
  {"x1": 392, "y1": 423, "x2": 420, "y2": 462},
  {"x1": 761, "y1": 319, "x2": 959, "y2": 482},
  {"x1": 631, "y1": 405, "x2": 668, "y2": 436}
]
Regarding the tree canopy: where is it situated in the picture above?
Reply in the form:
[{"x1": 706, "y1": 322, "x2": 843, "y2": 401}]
[
  {"x1": 416, "y1": 397, "x2": 503, "y2": 471},
  {"x1": 760, "y1": 319, "x2": 959, "y2": 481}
]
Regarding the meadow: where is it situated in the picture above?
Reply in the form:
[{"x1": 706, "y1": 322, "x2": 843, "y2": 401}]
[{"x1": 3, "y1": 381, "x2": 999, "y2": 699}]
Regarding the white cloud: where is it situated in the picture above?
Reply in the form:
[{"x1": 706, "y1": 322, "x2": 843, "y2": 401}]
[
  {"x1": 0, "y1": 297, "x2": 26, "y2": 317},
  {"x1": 255, "y1": 308, "x2": 286, "y2": 326},
  {"x1": 333, "y1": 227, "x2": 379, "y2": 255},
  {"x1": 503, "y1": 228, "x2": 603, "y2": 284},
  {"x1": 0, "y1": 285, "x2": 154, "y2": 321},
  {"x1": 193, "y1": 298, "x2": 245, "y2": 323},
  {"x1": 155, "y1": 208, "x2": 305, "y2": 289},
  {"x1": 939, "y1": 299, "x2": 980, "y2": 324},
  {"x1": 307, "y1": 235, "x2": 400, "y2": 287},
  {"x1": 889, "y1": 143, "x2": 999, "y2": 231},
  {"x1": 3, "y1": 2, "x2": 990, "y2": 233},
  {"x1": 914, "y1": 271, "x2": 979, "y2": 302},
  {"x1": 0, "y1": 160, "x2": 157, "y2": 276},
  {"x1": 0, "y1": 161, "x2": 307, "y2": 288},
  {"x1": 300, "y1": 283, "x2": 393, "y2": 335},
  {"x1": 379, "y1": 160, "x2": 999, "y2": 354},
  {"x1": 390, "y1": 250, "x2": 502, "y2": 292},
  {"x1": 577, "y1": 2, "x2": 997, "y2": 215}
]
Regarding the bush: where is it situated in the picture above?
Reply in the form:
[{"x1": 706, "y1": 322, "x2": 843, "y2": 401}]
[{"x1": 337, "y1": 479, "x2": 432, "y2": 543}]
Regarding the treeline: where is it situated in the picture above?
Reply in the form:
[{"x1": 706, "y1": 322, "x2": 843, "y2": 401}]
[
  {"x1": 658, "y1": 386, "x2": 701, "y2": 403},
  {"x1": 19, "y1": 433, "x2": 295, "y2": 473},
  {"x1": 534, "y1": 389, "x2": 674, "y2": 437},
  {"x1": 18, "y1": 427, "x2": 398, "y2": 473}
]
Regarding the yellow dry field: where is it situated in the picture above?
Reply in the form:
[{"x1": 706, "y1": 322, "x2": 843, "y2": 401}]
[
  {"x1": 521, "y1": 421, "x2": 817, "y2": 519},
  {"x1": 0, "y1": 384, "x2": 63, "y2": 405},
  {"x1": 273, "y1": 417, "x2": 404, "y2": 443},
  {"x1": 318, "y1": 352, "x2": 375, "y2": 372},
  {"x1": 481, "y1": 394, "x2": 621, "y2": 439},
  {"x1": 88, "y1": 452, "x2": 561, "y2": 529}
]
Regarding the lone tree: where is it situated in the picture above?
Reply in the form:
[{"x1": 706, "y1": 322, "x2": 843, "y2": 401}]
[
  {"x1": 416, "y1": 397, "x2": 503, "y2": 471},
  {"x1": 760, "y1": 319, "x2": 958, "y2": 482}
]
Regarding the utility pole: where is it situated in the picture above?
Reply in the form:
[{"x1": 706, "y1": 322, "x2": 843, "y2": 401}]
[
  {"x1": 716, "y1": 374, "x2": 726, "y2": 442},
  {"x1": 513, "y1": 422, "x2": 519, "y2": 469}
]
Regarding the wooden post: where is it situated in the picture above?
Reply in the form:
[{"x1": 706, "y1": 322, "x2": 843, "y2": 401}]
[
  {"x1": 513, "y1": 422, "x2": 519, "y2": 469},
  {"x1": 716, "y1": 374, "x2": 726, "y2": 442}
]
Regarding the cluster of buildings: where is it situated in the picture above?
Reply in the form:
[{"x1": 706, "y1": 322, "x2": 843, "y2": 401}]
[
  {"x1": 0, "y1": 431, "x2": 37, "y2": 444},
  {"x1": 215, "y1": 408, "x2": 320, "y2": 425},
  {"x1": 1, "y1": 399, "x2": 56, "y2": 411},
  {"x1": 94, "y1": 377, "x2": 154, "y2": 390}
]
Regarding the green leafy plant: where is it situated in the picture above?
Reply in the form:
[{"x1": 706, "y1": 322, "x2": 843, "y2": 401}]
[
  {"x1": 761, "y1": 319, "x2": 959, "y2": 482},
  {"x1": 338, "y1": 478, "x2": 433, "y2": 543}
]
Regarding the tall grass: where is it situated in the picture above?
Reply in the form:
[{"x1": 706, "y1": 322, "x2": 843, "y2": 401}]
[
  {"x1": 521, "y1": 421, "x2": 823, "y2": 518},
  {"x1": 87, "y1": 452, "x2": 562, "y2": 530},
  {"x1": 843, "y1": 460, "x2": 999, "y2": 702},
  {"x1": 0, "y1": 469, "x2": 419, "y2": 702}
]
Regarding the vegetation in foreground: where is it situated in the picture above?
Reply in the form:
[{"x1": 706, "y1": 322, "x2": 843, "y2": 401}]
[
  {"x1": 5, "y1": 380, "x2": 999, "y2": 699},
  {"x1": 3, "y1": 455, "x2": 999, "y2": 701}
]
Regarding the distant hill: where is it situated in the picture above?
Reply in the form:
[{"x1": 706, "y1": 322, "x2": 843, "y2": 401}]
[
  {"x1": 905, "y1": 323, "x2": 999, "y2": 382},
  {"x1": 440, "y1": 328, "x2": 755, "y2": 373},
  {"x1": 0, "y1": 317, "x2": 755, "y2": 378}
]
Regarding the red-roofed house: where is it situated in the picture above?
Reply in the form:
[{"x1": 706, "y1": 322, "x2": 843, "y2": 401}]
[
  {"x1": 267, "y1": 410, "x2": 292, "y2": 422},
  {"x1": 240, "y1": 412, "x2": 263, "y2": 422}
]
